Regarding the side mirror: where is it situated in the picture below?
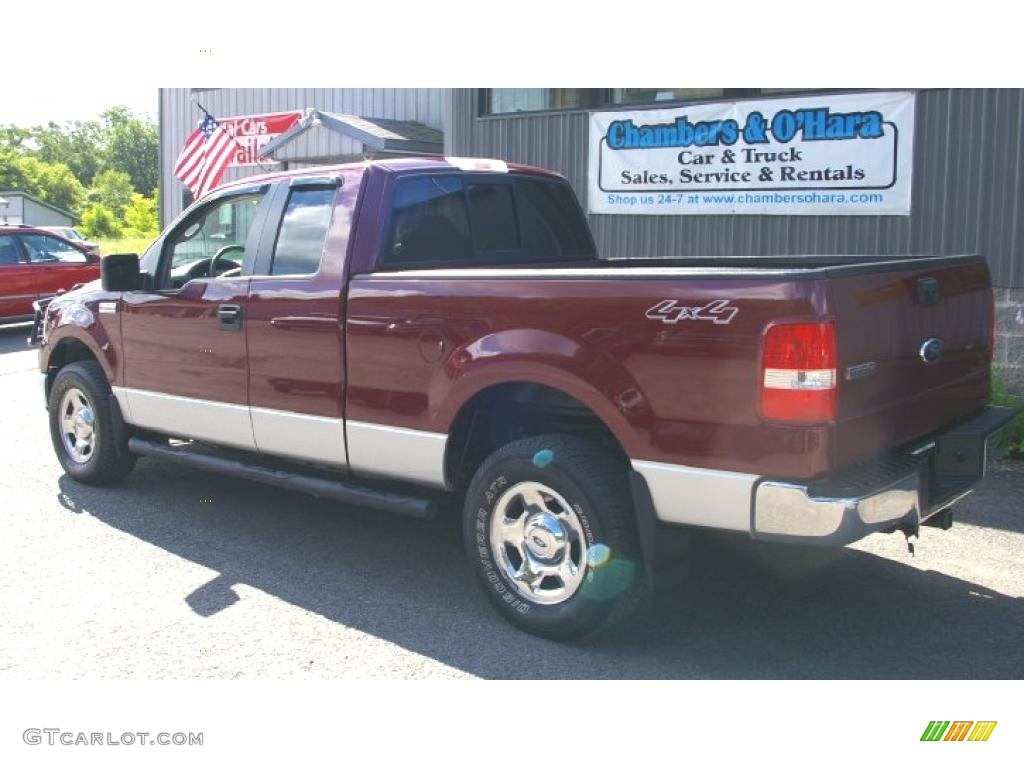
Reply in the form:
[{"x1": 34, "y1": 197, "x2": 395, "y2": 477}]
[{"x1": 101, "y1": 253, "x2": 141, "y2": 292}]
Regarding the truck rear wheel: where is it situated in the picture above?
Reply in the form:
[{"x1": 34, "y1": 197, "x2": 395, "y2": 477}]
[
  {"x1": 48, "y1": 361, "x2": 136, "y2": 485},
  {"x1": 463, "y1": 434, "x2": 649, "y2": 640}
]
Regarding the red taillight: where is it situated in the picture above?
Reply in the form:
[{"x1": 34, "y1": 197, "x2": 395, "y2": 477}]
[{"x1": 760, "y1": 321, "x2": 837, "y2": 423}]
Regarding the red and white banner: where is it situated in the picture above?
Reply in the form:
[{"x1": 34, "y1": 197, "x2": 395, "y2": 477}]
[{"x1": 218, "y1": 111, "x2": 303, "y2": 167}]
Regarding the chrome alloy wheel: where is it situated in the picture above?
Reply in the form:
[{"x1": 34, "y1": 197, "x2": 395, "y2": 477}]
[
  {"x1": 59, "y1": 387, "x2": 96, "y2": 464},
  {"x1": 489, "y1": 481, "x2": 589, "y2": 605}
]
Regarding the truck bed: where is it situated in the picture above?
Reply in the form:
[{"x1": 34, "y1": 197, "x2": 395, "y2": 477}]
[{"x1": 347, "y1": 253, "x2": 992, "y2": 481}]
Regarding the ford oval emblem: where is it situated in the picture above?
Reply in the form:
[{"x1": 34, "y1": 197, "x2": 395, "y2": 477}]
[{"x1": 919, "y1": 337, "x2": 944, "y2": 364}]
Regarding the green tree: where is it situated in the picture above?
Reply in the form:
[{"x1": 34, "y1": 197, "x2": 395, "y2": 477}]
[
  {"x1": 1, "y1": 105, "x2": 158, "y2": 225},
  {"x1": 79, "y1": 202, "x2": 122, "y2": 238},
  {"x1": 101, "y1": 106, "x2": 158, "y2": 195},
  {"x1": 88, "y1": 169, "x2": 134, "y2": 216},
  {"x1": 0, "y1": 147, "x2": 41, "y2": 195},
  {"x1": 0, "y1": 154, "x2": 84, "y2": 214},
  {"x1": 0, "y1": 125, "x2": 33, "y2": 151},
  {"x1": 31, "y1": 160, "x2": 86, "y2": 214},
  {"x1": 121, "y1": 193, "x2": 159, "y2": 237},
  {"x1": 34, "y1": 120, "x2": 105, "y2": 186}
]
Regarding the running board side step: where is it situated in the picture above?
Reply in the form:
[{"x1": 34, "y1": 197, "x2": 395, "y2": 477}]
[{"x1": 127, "y1": 436, "x2": 439, "y2": 520}]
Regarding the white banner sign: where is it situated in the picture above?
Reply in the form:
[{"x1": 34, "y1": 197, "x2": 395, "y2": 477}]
[{"x1": 588, "y1": 91, "x2": 915, "y2": 216}]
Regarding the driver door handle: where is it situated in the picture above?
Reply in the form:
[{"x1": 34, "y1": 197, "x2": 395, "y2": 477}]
[{"x1": 217, "y1": 303, "x2": 243, "y2": 331}]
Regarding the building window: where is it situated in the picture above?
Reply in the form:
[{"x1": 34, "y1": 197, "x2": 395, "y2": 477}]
[
  {"x1": 610, "y1": 88, "x2": 725, "y2": 104},
  {"x1": 480, "y1": 88, "x2": 830, "y2": 116},
  {"x1": 486, "y1": 89, "x2": 604, "y2": 114}
]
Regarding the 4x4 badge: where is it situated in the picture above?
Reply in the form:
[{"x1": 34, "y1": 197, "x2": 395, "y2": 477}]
[{"x1": 646, "y1": 298, "x2": 739, "y2": 325}]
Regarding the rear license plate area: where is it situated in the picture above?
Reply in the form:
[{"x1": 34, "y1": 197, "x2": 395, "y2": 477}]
[{"x1": 924, "y1": 438, "x2": 981, "y2": 511}]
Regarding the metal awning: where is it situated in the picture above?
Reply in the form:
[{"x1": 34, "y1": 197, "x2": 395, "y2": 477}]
[{"x1": 260, "y1": 109, "x2": 443, "y2": 164}]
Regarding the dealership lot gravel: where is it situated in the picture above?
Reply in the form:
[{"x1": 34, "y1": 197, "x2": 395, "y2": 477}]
[{"x1": 1, "y1": 322, "x2": 1022, "y2": 679}]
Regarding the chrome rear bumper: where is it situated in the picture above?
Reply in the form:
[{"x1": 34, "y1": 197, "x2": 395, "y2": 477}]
[
  {"x1": 754, "y1": 473, "x2": 920, "y2": 545},
  {"x1": 751, "y1": 406, "x2": 1015, "y2": 546}
]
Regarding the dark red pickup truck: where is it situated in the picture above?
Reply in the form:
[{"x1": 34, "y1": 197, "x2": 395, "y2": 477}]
[{"x1": 32, "y1": 157, "x2": 1014, "y2": 639}]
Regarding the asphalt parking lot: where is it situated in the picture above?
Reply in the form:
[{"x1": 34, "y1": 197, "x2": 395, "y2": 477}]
[{"x1": 1, "y1": 322, "x2": 1022, "y2": 679}]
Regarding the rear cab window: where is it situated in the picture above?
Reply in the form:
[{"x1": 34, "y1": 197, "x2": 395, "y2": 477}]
[{"x1": 378, "y1": 172, "x2": 596, "y2": 270}]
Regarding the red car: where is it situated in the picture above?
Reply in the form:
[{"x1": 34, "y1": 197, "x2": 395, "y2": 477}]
[{"x1": 0, "y1": 226, "x2": 99, "y2": 323}]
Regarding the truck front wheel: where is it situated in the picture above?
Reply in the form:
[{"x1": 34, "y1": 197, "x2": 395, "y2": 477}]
[
  {"x1": 462, "y1": 434, "x2": 649, "y2": 640},
  {"x1": 48, "y1": 361, "x2": 136, "y2": 485}
]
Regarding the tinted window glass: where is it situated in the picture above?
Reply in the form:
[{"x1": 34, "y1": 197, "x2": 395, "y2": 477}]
[
  {"x1": 467, "y1": 184, "x2": 519, "y2": 252},
  {"x1": 486, "y1": 89, "x2": 604, "y2": 114},
  {"x1": 515, "y1": 180, "x2": 595, "y2": 261},
  {"x1": 379, "y1": 174, "x2": 595, "y2": 269},
  {"x1": 270, "y1": 188, "x2": 335, "y2": 276},
  {"x1": 20, "y1": 234, "x2": 87, "y2": 263},
  {"x1": 383, "y1": 176, "x2": 470, "y2": 266},
  {"x1": 0, "y1": 235, "x2": 21, "y2": 265}
]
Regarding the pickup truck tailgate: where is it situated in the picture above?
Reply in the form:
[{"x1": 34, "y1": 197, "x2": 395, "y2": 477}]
[{"x1": 830, "y1": 256, "x2": 993, "y2": 469}]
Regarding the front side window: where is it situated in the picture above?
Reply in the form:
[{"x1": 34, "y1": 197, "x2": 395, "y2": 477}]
[
  {"x1": 269, "y1": 188, "x2": 335, "y2": 276},
  {"x1": 161, "y1": 193, "x2": 263, "y2": 287},
  {"x1": 19, "y1": 234, "x2": 87, "y2": 263}
]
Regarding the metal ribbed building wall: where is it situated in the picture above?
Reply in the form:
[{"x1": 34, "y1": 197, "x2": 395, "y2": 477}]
[
  {"x1": 159, "y1": 88, "x2": 446, "y2": 226},
  {"x1": 445, "y1": 88, "x2": 1024, "y2": 289}
]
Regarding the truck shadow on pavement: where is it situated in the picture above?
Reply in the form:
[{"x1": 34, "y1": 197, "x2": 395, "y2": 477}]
[
  {"x1": 0, "y1": 323, "x2": 33, "y2": 356},
  {"x1": 55, "y1": 461, "x2": 1024, "y2": 679}
]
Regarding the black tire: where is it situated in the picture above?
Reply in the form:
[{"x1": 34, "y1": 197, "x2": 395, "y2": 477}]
[
  {"x1": 463, "y1": 434, "x2": 649, "y2": 640},
  {"x1": 48, "y1": 361, "x2": 136, "y2": 485}
]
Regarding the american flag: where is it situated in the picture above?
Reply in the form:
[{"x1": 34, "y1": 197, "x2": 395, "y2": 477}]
[{"x1": 173, "y1": 113, "x2": 236, "y2": 199}]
